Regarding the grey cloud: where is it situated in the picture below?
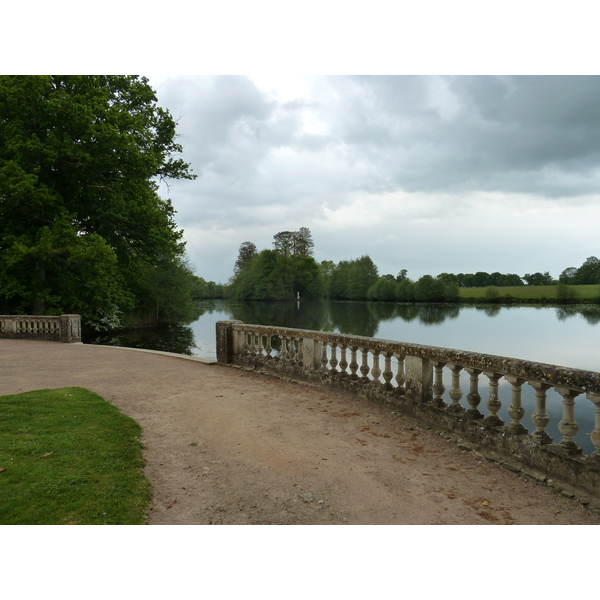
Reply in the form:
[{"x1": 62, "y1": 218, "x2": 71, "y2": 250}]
[
  {"x1": 151, "y1": 75, "x2": 600, "y2": 282},
  {"x1": 161, "y1": 75, "x2": 600, "y2": 201},
  {"x1": 310, "y1": 75, "x2": 600, "y2": 197}
]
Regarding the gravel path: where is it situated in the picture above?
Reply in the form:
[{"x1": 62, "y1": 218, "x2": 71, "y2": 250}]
[{"x1": 1, "y1": 339, "x2": 598, "y2": 525}]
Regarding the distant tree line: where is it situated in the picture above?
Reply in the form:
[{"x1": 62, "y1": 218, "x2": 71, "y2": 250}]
[
  {"x1": 221, "y1": 232, "x2": 600, "y2": 305},
  {"x1": 190, "y1": 276, "x2": 225, "y2": 300},
  {"x1": 228, "y1": 231, "x2": 460, "y2": 302}
]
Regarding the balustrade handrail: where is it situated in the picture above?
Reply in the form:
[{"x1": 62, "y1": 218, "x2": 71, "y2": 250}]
[
  {"x1": 216, "y1": 320, "x2": 600, "y2": 498},
  {"x1": 0, "y1": 314, "x2": 81, "y2": 343},
  {"x1": 226, "y1": 322, "x2": 600, "y2": 395}
]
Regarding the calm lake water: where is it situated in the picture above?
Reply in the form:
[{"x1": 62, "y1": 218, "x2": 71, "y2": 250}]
[
  {"x1": 86, "y1": 299, "x2": 600, "y2": 453},
  {"x1": 86, "y1": 299, "x2": 600, "y2": 370}
]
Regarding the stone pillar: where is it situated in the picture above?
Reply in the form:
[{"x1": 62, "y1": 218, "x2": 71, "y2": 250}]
[
  {"x1": 59, "y1": 314, "x2": 81, "y2": 343},
  {"x1": 216, "y1": 320, "x2": 243, "y2": 364},
  {"x1": 404, "y1": 356, "x2": 432, "y2": 403},
  {"x1": 585, "y1": 392, "x2": 600, "y2": 458},
  {"x1": 2, "y1": 318, "x2": 17, "y2": 339},
  {"x1": 301, "y1": 338, "x2": 321, "y2": 370}
]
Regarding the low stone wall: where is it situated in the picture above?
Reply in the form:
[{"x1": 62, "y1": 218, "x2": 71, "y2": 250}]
[
  {"x1": 216, "y1": 320, "x2": 600, "y2": 500},
  {"x1": 0, "y1": 315, "x2": 81, "y2": 343}
]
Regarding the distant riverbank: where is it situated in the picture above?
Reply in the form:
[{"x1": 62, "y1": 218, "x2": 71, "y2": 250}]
[{"x1": 459, "y1": 283, "x2": 600, "y2": 304}]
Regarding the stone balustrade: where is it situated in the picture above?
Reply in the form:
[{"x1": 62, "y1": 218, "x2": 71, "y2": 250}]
[
  {"x1": 216, "y1": 320, "x2": 600, "y2": 498},
  {"x1": 0, "y1": 314, "x2": 81, "y2": 343}
]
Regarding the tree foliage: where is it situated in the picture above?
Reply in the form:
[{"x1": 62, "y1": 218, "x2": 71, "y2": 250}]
[
  {"x1": 0, "y1": 75, "x2": 195, "y2": 326},
  {"x1": 523, "y1": 271, "x2": 554, "y2": 285},
  {"x1": 367, "y1": 273, "x2": 459, "y2": 303},
  {"x1": 234, "y1": 241, "x2": 257, "y2": 275},
  {"x1": 228, "y1": 226, "x2": 599, "y2": 306},
  {"x1": 558, "y1": 257, "x2": 600, "y2": 287},
  {"x1": 325, "y1": 256, "x2": 379, "y2": 300},
  {"x1": 293, "y1": 227, "x2": 315, "y2": 257},
  {"x1": 229, "y1": 228, "x2": 321, "y2": 300}
]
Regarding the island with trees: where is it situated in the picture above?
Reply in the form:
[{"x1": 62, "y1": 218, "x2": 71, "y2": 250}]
[{"x1": 229, "y1": 228, "x2": 600, "y2": 305}]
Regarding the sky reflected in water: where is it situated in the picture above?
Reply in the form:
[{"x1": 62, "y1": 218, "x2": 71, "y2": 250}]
[{"x1": 190, "y1": 301, "x2": 600, "y2": 373}]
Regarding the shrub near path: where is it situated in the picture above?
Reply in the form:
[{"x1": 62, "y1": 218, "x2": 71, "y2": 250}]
[{"x1": 0, "y1": 387, "x2": 150, "y2": 525}]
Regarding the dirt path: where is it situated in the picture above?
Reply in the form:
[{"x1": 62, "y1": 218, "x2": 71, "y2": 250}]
[{"x1": 1, "y1": 339, "x2": 598, "y2": 525}]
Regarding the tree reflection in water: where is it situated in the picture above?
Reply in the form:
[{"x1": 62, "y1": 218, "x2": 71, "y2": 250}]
[{"x1": 86, "y1": 300, "x2": 600, "y2": 358}]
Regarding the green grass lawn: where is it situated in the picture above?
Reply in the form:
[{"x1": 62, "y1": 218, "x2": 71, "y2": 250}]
[
  {"x1": 0, "y1": 387, "x2": 150, "y2": 525},
  {"x1": 460, "y1": 284, "x2": 600, "y2": 302}
]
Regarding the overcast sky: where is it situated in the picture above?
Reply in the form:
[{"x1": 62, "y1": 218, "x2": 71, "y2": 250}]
[{"x1": 148, "y1": 75, "x2": 600, "y2": 284}]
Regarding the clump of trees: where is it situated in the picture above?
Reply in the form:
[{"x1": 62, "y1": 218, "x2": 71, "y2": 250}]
[
  {"x1": 324, "y1": 256, "x2": 380, "y2": 300},
  {"x1": 229, "y1": 228, "x2": 321, "y2": 300},
  {"x1": 190, "y1": 276, "x2": 225, "y2": 300},
  {"x1": 559, "y1": 256, "x2": 600, "y2": 285},
  {"x1": 368, "y1": 272, "x2": 459, "y2": 303},
  {"x1": 227, "y1": 226, "x2": 600, "y2": 306},
  {"x1": 0, "y1": 75, "x2": 199, "y2": 329}
]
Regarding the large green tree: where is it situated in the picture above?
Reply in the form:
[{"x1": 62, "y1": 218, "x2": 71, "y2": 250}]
[
  {"x1": 229, "y1": 227, "x2": 321, "y2": 300},
  {"x1": 0, "y1": 75, "x2": 195, "y2": 325}
]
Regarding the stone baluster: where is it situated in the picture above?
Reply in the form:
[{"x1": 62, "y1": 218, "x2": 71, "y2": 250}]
[
  {"x1": 529, "y1": 381, "x2": 553, "y2": 444},
  {"x1": 257, "y1": 332, "x2": 264, "y2": 357},
  {"x1": 394, "y1": 353, "x2": 406, "y2": 392},
  {"x1": 296, "y1": 338, "x2": 304, "y2": 366},
  {"x1": 371, "y1": 350, "x2": 382, "y2": 384},
  {"x1": 431, "y1": 361, "x2": 446, "y2": 408},
  {"x1": 265, "y1": 335, "x2": 273, "y2": 358},
  {"x1": 242, "y1": 331, "x2": 250, "y2": 356},
  {"x1": 289, "y1": 337, "x2": 296, "y2": 362},
  {"x1": 321, "y1": 342, "x2": 329, "y2": 371},
  {"x1": 280, "y1": 335, "x2": 288, "y2": 361},
  {"x1": 349, "y1": 346, "x2": 359, "y2": 380},
  {"x1": 359, "y1": 347, "x2": 370, "y2": 383},
  {"x1": 329, "y1": 343, "x2": 339, "y2": 374},
  {"x1": 382, "y1": 352, "x2": 394, "y2": 390},
  {"x1": 505, "y1": 376, "x2": 527, "y2": 434},
  {"x1": 251, "y1": 331, "x2": 258, "y2": 356},
  {"x1": 339, "y1": 344, "x2": 349, "y2": 377},
  {"x1": 446, "y1": 364, "x2": 464, "y2": 413},
  {"x1": 464, "y1": 368, "x2": 483, "y2": 419},
  {"x1": 483, "y1": 372, "x2": 504, "y2": 427},
  {"x1": 556, "y1": 387, "x2": 582, "y2": 455},
  {"x1": 586, "y1": 393, "x2": 600, "y2": 459}
]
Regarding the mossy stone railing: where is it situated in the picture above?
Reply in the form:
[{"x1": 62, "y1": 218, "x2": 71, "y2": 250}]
[
  {"x1": 0, "y1": 315, "x2": 81, "y2": 343},
  {"x1": 216, "y1": 320, "x2": 600, "y2": 498}
]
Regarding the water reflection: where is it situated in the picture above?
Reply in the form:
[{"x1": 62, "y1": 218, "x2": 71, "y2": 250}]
[
  {"x1": 85, "y1": 299, "x2": 600, "y2": 454},
  {"x1": 86, "y1": 300, "x2": 600, "y2": 360},
  {"x1": 225, "y1": 300, "x2": 463, "y2": 336},
  {"x1": 85, "y1": 324, "x2": 198, "y2": 355},
  {"x1": 556, "y1": 305, "x2": 600, "y2": 324}
]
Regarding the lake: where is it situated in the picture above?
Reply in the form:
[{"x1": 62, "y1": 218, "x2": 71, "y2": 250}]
[
  {"x1": 85, "y1": 299, "x2": 600, "y2": 454},
  {"x1": 86, "y1": 299, "x2": 600, "y2": 371}
]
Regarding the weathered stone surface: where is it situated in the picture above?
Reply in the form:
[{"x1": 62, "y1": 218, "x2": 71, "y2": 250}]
[
  {"x1": 218, "y1": 320, "x2": 600, "y2": 499},
  {"x1": 0, "y1": 314, "x2": 81, "y2": 343}
]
